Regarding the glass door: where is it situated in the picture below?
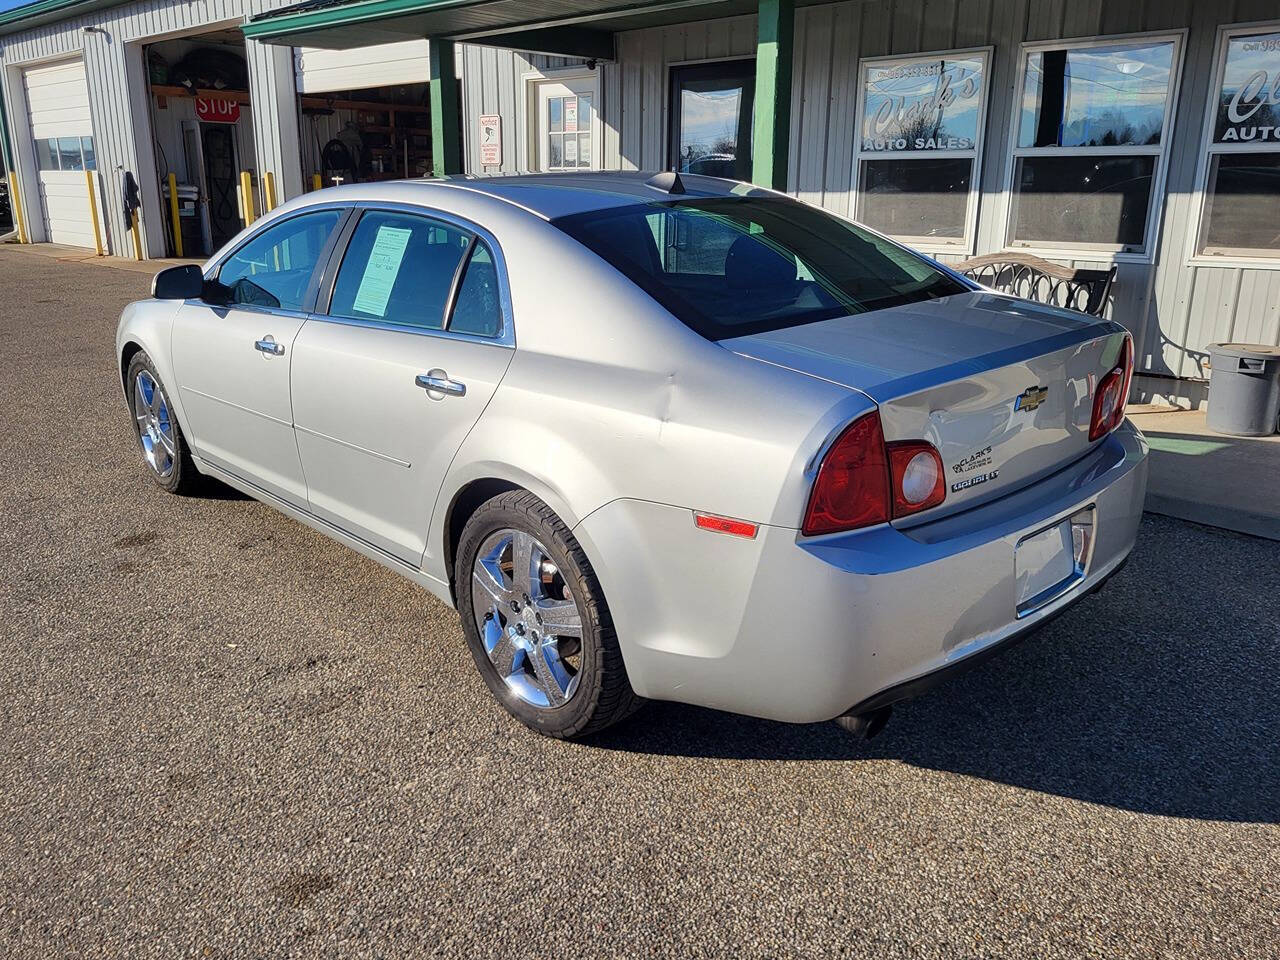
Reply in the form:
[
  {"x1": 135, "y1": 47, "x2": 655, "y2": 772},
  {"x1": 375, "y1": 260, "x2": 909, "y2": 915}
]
[
  {"x1": 534, "y1": 76, "x2": 599, "y2": 172},
  {"x1": 668, "y1": 59, "x2": 755, "y2": 180}
]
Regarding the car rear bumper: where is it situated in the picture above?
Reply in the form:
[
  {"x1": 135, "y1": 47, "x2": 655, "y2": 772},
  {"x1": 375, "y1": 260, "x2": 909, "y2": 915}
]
[{"x1": 575, "y1": 421, "x2": 1148, "y2": 724}]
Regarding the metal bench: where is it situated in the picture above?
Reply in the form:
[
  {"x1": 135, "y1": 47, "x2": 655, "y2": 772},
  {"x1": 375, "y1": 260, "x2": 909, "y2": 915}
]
[{"x1": 951, "y1": 252, "x2": 1116, "y2": 318}]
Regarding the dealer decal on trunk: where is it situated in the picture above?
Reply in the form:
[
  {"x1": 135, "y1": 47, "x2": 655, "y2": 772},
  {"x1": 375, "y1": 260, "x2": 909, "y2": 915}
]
[{"x1": 951, "y1": 470, "x2": 999, "y2": 493}]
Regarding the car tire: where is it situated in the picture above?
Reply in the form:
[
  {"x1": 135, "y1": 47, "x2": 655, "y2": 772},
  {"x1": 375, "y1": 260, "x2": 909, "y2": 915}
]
[
  {"x1": 125, "y1": 351, "x2": 198, "y2": 495},
  {"x1": 456, "y1": 490, "x2": 643, "y2": 739}
]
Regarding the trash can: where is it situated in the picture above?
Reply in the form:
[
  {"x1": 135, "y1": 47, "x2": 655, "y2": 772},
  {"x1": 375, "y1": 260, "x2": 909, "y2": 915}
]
[{"x1": 1206, "y1": 343, "x2": 1280, "y2": 437}]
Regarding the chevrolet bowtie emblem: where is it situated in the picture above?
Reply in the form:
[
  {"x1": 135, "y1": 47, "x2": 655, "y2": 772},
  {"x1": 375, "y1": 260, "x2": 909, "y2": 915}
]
[{"x1": 1015, "y1": 385, "x2": 1048, "y2": 412}]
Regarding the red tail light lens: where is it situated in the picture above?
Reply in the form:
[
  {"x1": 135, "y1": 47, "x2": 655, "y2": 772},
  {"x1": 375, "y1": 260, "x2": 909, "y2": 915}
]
[
  {"x1": 802, "y1": 412, "x2": 890, "y2": 535},
  {"x1": 1089, "y1": 335, "x2": 1133, "y2": 441},
  {"x1": 887, "y1": 442, "x2": 946, "y2": 517}
]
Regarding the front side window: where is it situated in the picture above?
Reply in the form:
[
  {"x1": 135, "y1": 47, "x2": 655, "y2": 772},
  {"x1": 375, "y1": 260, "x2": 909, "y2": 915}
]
[
  {"x1": 1197, "y1": 27, "x2": 1280, "y2": 258},
  {"x1": 216, "y1": 209, "x2": 343, "y2": 311},
  {"x1": 1010, "y1": 37, "x2": 1179, "y2": 254},
  {"x1": 329, "y1": 211, "x2": 472, "y2": 330},
  {"x1": 554, "y1": 197, "x2": 968, "y2": 340},
  {"x1": 855, "y1": 50, "x2": 990, "y2": 249}
]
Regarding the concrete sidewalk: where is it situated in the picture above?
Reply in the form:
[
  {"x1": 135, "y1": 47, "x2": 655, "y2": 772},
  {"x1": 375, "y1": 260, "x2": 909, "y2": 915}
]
[
  {"x1": 1129, "y1": 404, "x2": 1280, "y2": 541},
  {"x1": 1, "y1": 239, "x2": 201, "y2": 274}
]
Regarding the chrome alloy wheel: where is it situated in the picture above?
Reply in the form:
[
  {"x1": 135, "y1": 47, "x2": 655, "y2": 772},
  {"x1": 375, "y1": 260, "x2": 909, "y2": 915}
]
[
  {"x1": 471, "y1": 529, "x2": 584, "y2": 708},
  {"x1": 133, "y1": 370, "x2": 176, "y2": 479}
]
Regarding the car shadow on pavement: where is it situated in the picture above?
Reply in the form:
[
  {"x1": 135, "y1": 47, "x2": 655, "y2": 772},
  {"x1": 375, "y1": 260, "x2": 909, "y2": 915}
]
[{"x1": 587, "y1": 519, "x2": 1279, "y2": 824}]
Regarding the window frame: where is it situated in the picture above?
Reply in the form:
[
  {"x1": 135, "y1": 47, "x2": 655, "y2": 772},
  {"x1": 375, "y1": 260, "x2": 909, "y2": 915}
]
[
  {"x1": 205, "y1": 205, "x2": 354, "y2": 318},
  {"x1": 1002, "y1": 30, "x2": 1187, "y2": 263},
  {"x1": 521, "y1": 66, "x2": 602, "y2": 174},
  {"x1": 666, "y1": 56, "x2": 758, "y2": 182},
  {"x1": 314, "y1": 201, "x2": 516, "y2": 347},
  {"x1": 1186, "y1": 19, "x2": 1280, "y2": 269},
  {"x1": 851, "y1": 45, "x2": 993, "y2": 256}
]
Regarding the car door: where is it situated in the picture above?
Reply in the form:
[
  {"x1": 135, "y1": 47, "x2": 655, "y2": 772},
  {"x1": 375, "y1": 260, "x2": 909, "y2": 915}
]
[
  {"x1": 290, "y1": 206, "x2": 514, "y2": 565},
  {"x1": 170, "y1": 208, "x2": 348, "y2": 508}
]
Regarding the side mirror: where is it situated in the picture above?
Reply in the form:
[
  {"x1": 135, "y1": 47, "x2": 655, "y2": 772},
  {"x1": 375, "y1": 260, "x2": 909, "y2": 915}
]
[{"x1": 151, "y1": 264, "x2": 205, "y2": 300}]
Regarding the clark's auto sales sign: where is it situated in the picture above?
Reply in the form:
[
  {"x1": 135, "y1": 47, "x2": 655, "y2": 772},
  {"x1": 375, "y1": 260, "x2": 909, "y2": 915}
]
[
  {"x1": 1216, "y1": 31, "x2": 1280, "y2": 143},
  {"x1": 859, "y1": 52, "x2": 987, "y2": 153},
  {"x1": 195, "y1": 95, "x2": 241, "y2": 124}
]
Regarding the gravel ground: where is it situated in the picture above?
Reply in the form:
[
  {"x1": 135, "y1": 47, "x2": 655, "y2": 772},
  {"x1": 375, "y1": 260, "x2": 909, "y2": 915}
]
[{"x1": 0, "y1": 246, "x2": 1277, "y2": 959}]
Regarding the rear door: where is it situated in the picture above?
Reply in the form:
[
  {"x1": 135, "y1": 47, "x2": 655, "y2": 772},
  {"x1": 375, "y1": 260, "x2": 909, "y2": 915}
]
[
  {"x1": 171, "y1": 207, "x2": 347, "y2": 507},
  {"x1": 290, "y1": 206, "x2": 514, "y2": 564}
]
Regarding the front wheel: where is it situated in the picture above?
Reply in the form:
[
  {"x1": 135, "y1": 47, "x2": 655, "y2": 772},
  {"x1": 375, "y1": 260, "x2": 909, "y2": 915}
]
[
  {"x1": 455, "y1": 490, "x2": 642, "y2": 739},
  {"x1": 126, "y1": 351, "x2": 198, "y2": 495}
]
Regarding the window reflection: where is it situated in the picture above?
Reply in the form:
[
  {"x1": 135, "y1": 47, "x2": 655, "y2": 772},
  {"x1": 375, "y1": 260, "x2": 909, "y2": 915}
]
[
  {"x1": 1019, "y1": 42, "x2": 1174, "y2": 148},
  {"x1": 669, "y1": 60, "x2": 755, "y2": 181}
]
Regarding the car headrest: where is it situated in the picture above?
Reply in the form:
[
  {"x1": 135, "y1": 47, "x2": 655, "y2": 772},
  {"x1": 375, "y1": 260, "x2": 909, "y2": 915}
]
[{"x1": 724, "y1": 234, "x2": 797, "y2": 290}]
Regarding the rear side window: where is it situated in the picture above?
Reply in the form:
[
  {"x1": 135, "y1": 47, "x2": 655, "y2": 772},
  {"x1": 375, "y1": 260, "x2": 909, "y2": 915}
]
[
  {"x1": 447, "y1": 241, "x2": 503, "y2": 338},
  {"x1": 553, "y1": 197, "x2": 968, "y2": 340},
  {"x1": 217, "y1": 209, "x2": 343, "y2": 311},
  {"x1": 329, "y1": 211, "x2": 472, "y2": 330}
]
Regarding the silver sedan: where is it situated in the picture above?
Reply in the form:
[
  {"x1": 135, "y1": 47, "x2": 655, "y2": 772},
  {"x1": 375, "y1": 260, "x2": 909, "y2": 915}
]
[{"x1": 116, "y1": 173, "x2": 1148, "y2": 739}]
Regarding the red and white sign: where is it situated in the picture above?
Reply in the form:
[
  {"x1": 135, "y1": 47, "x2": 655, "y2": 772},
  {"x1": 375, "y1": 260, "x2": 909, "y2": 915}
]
[
  {"x1": 195, "y1": 95, "x2": 241, "y2": 124},
  {"x1": 478, "y1": 114, "x2": 502, "y2": 166}
]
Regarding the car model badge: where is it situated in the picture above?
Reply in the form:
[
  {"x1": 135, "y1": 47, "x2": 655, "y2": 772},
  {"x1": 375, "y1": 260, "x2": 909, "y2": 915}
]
[{"x1": 1014, "y1": 385, "x2": 1048, "y2": 412}]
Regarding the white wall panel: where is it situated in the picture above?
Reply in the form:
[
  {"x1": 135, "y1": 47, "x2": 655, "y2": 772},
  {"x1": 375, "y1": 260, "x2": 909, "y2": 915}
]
[{"x1": 296, "y1": 40, "x2": 430, "y2": 93}]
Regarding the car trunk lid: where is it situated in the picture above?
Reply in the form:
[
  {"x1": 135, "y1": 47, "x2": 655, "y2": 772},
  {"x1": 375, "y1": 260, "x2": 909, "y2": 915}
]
[{"x1": 721, "y1": 290, "x2": 1128, "y2": 521}]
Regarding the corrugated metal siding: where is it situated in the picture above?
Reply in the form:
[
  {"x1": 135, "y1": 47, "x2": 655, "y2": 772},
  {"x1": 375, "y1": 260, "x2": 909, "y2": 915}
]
[{"x1": 0, "y1": 0, "x2": 300, "y2": 256}]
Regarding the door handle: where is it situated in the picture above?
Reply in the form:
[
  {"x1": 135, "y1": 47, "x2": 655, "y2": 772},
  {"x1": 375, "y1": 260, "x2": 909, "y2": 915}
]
[
  {"x1": 255, "y1": 337, "x2": 285, "y2": 357},
  {"x1": 416, "y1": 371, "x2": 466, "y2": 398}
]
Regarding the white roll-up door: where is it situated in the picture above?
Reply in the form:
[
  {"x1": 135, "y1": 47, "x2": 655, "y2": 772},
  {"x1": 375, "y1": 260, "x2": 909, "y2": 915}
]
[
  {"x1": 295, "y1": 40, "x2": 431, "y2": 94},
  {"x1": 23, "y1": 59, "x2": 101, "y2": 249}
]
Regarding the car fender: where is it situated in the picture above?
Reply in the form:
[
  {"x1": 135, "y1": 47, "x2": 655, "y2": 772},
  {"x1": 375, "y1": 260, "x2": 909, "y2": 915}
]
[{"x1": 116, "y1": 299, "x2": 195, "y2": 442}]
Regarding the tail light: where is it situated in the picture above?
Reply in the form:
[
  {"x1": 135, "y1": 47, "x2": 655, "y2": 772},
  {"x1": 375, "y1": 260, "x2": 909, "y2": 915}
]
[
  {"x1": 887, "y1": 442, "x2": 946, "y2": 517},
  {"x1": 1089, "y1": 334, "x2": 1133, "y2": 442},
  {"x1": 802, "y1": 412, "x2": 946, "y2": 536}
]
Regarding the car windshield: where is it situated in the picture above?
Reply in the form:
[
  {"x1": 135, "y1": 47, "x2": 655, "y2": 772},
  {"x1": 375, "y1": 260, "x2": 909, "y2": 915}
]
[{"x1": 552, "y1": 196, "x2": 969, "y2": 340}]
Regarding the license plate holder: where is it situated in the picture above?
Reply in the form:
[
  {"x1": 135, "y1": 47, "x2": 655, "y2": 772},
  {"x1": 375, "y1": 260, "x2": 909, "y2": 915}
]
[{"x1": 1014, "y1": 519, "x2": 1077, "y2": 617}]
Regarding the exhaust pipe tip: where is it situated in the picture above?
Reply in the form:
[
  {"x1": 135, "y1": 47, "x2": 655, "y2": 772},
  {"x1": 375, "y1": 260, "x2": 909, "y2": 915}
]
[{"x1": 833, "y1": 705, "x2": 892, "y2": 740}]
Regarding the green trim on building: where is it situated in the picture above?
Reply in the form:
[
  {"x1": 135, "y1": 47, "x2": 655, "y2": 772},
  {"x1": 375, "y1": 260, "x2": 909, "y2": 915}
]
[
  {"x1": 0, "y1": 78, "x2": 13, "y2": 173},
  {"x1": 242, "y1": 0, "x2": 480, "y2": 42},
  {"x1": 0, "y1": 0, "x2": 125, "y2": 35},
  {"x1": 429, "y1": 37, "x2": 462, "y2": 176},
  {"x1": 751, "y1": 0, "x2": 793, "y2": 191}
]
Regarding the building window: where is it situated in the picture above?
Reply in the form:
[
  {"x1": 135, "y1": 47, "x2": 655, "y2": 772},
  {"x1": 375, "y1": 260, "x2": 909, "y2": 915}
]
[
  {"x1": 531, "y1": 74, "x2": 599, "y2": 172},
  {"x1": 853, "y1": 49, "x2": 990, "y2": 251},
  {"x1": 1196, "y1": 26, "x2": 1280, "y2": 259},
  {"x1": 33, "y1": 136, "x2": 96, "y2": 172},
  {"x1": 1008, "y1": 35, "x2": 1181, "y2": 256},
  {"x1": 668, "y1": 59, "x2": 756, "y2": 182}
]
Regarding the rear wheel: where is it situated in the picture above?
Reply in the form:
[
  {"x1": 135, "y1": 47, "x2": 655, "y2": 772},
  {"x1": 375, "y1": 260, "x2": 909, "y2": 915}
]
[
  {"x1": 456, "y1": 490, "x2": 642, "y2": 739},
  {"x1": 126, "y1": 352, "x2": 197, "y2": 495}
]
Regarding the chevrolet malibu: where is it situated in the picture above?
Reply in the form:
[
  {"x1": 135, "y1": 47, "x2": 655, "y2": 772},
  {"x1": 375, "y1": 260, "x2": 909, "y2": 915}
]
[{"x1": 116, "y1": 173, "x2": 1148, "y2": 740}]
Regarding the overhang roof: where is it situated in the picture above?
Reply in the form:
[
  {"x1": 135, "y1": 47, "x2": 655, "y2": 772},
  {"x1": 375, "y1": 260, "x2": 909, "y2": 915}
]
[
  {"x1": 243, "y1": 0, "x2": 816, "y2": 55},
  {"x1": 0, "y1": 0, "x2": 127, "y2": 37}
]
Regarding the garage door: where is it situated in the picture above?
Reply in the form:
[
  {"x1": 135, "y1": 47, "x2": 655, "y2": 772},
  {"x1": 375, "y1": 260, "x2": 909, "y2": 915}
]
[{"x1": 23, "y1": 59, "x2": 100, "y2": 249}]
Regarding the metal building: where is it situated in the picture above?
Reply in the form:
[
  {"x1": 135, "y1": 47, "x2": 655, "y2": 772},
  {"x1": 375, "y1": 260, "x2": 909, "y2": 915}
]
[{"x1": 2, "y1": 0, "x2": 1278, "y2": 405}]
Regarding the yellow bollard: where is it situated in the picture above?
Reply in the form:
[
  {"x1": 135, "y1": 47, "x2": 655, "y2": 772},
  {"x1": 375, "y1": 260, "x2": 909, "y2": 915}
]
[
  {"x1": 85, "y1": 170, "x2": 104, "y2": 256},
  {"x1": 8, "y1": 171, "x2": 29, "y2": 244},
  {"x1": 167, "y1": 172, "x2": 183, "y2": 258},
  {"x1": 263, "y1": 171, "x2": 277, "y2": 213},
  {"x1": 129, "y1": 209, "x2": 144, "y2": 263},
  {"x1": 239, "y1": 170, "x2": 255, "y2": 227},
  {"x1": 312, "y1": 173, "x2": 322, "y2": 192},
  {"x1": 130, "y1": 208, "x2": 143, "y2": 261}
]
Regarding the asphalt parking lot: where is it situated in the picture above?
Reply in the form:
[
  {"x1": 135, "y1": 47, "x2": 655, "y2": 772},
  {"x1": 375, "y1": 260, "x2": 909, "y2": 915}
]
[{"x1": 0, "y1": 246, "x2": 1277, "y2": 959}]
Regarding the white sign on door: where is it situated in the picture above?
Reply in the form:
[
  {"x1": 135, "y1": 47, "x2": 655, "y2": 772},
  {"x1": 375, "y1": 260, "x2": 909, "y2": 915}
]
[{"x1": 479, "y1": 114, "x2": 502, "y2": 166}]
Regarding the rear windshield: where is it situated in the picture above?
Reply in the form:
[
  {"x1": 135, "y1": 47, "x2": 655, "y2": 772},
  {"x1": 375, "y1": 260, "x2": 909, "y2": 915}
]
[{"x1": 552, "y1": 196, "x2": 969, "y2": 340}]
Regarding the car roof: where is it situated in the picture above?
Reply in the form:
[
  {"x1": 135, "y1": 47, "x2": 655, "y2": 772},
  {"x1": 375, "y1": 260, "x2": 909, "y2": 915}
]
[{"x1": 428, "y1": 171, "x2": 776, "y2": 221}]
